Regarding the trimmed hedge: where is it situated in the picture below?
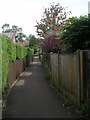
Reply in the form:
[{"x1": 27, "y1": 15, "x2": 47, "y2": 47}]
[
  {"x1": 2, "y1": 50, "x2": 9, "y2": 90},
  {"x1": 12, "y1": 43, "x2": 16, "y2": 61},
  {"x1": 16, "y1": 44, "x2": 28, "y2": 59},
  {"x1": 1, "y1": 34, "x2": 34, "y2": 91},
  {"x1": 28, "y1": 48, "x2": 34, "y2": 56},
  {"x1": 2, "y1": 34, "x2": 16, "y2": 62},
  {"x1": 0, "y1": 35, "x2": 2, "y2": 91}
]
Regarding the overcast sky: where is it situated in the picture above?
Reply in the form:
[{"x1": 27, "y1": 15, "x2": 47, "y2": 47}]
[{"x1": 0, "y1": 0, "x2": 89, "y2": 37}]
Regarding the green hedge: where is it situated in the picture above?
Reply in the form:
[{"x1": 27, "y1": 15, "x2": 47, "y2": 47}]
[
  {"x1": 16, "y1": 44, "x2": 22, "y2": 59},
  {"x1": 0, "y1": 34, "x2": 32, "y2": 91},
  {"x1": 0, "y1": 35, "x2": 2, "y2": 91},
  {"x1": 2, "y1": 50, "x2": 9, "y2": 91},
  {"x1": 12, "y1": 43, "x2": 16, "y2": 61},
  {"x1": 29, "y1": 48, "x2": 34, "y2": 56},
  {"x1": 2, "y1": 34, "x2": 16, "y2": 62},
  {"x1": 16, "y1": 44, "x2": 28, "y2": 59}
]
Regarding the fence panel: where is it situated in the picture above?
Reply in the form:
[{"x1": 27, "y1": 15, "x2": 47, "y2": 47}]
[
  {"x1": 80, "y1": 51, "x2": 89, "y2": 103},
  {"x1": 49, "y1": 50, "x2": 90, "y2": 107},
  {"x1": 58, "y1": 52, "x2": 80, "y2": 106},
  {"x1": 7, "y1": 56, "x2": 31, "y2": 88},
  {"x1": 50, "y1": 53, "x2": 58, "y2": 87}
]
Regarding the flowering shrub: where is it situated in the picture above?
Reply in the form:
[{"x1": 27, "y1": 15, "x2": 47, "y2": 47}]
[{"x1": 40, "y1": 35, "x2": 64, "y2": 53}]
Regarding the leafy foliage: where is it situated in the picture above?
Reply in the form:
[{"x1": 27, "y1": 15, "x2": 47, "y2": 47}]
[
  {"x1": 12, "y1": 43, "x2": 16, "y2": 61},
  {"x1": 2, "y1": 50, "x2": 9, "y2": 91},
  {"x1": 29, "y1": 48, "x2": 34, "y2": 56},
  {"x1": 35, "y1": 2, "x2": 70, "y2": 53},
  {"x1": 2, "y1": 23, "x2": 10, "y2": 33},
  {"x1": 28, "y1": 34, "x2": 38, "y2": 54},
  {"x1": 0, "y1": 34, "x2": 31, "y2": 91},
  {"x1": 80, "y1": 104, "x2": 88, "y2": 117},
  {"x1": 2, "y1": 34, "x2": 14, "y2": 62},
  {"x1": 61, "y1": 16, "x2": 90, "y2": 52},
  {"x1": 40, "y1": 35, "x2": 64, "y2": 53},
  {"x1": 0, "y1": 36, "x2": 2, "y2": 91},
  {"x1": 35, "y1": 2, "x2": 71, "y2": 39},
  {"x1": 28, "y1": 34, "x2": 37, "y2": 47},
  {"x1": 16, "y1": 44, "x2": 28, "y2": 59},
  {"x1": 16, "y1": 33, "x2": 27, "y2": 43},
  {"x1": 2, "y1": 23, "x2": 27, "y2": 43}
]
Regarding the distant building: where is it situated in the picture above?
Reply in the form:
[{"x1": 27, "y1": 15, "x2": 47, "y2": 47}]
[
  {"x1": 4, "y1": 32, "x2": 15, "y2": 43},
  {"x1": 16, "y1": 40, "x2": 29, "y2": 47},
  {"x1": 21, "y1": 40, "x2": 29, "y2": 47}
]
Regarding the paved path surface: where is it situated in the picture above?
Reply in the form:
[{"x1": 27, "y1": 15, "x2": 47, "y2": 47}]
[{"x1": 3, "y1": 54, "x2": 81, "y2": 118}]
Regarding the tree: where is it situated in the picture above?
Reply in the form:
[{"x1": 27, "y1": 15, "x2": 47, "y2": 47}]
[
  {"x1": 11, "y1": 25, "x2": 26, "y2": 42},
  {"x1": 12, "y1": 25, "x2": 22, "y2": 35},
  {"x1": 28, "y1": 34, "x2": 37, "y2": 47},
  {"x1": 61, "y1": 16, "x2": 90, "y2": 52},
  {"x1": 35, "y1": 2, "x2": 71, "y2": 39},
  {"x1": 2, "y1": 23, "x2": 28, "y2": 43},
  {"x1": 16, "y1": 32, "x2": 27, "y2": 42},
  {"x1": 40, "y1": 35, "x2": 63, "y2": 53},
  {"x1": 2, "y1": 23, "x2": 10, "y2": 33},
  {"x1": 35, "y1": 3, "x2": 71, "y2": 53}
]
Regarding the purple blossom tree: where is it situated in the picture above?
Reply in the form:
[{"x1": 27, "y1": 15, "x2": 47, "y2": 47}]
[{"x1": 40, "y1": 35, "x2": 64, "y2": 53}]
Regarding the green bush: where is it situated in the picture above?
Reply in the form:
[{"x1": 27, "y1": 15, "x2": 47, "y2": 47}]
[
  {"x1": 0, "y1": 35, "x2": 2, "y2": 91},
  {"x1": 2, "y1": 50, "x2": 9, "y2": 91},
  {"x1": 22, "y1": 46, "x2": 28, "y2": 58},
  {"x1": 0, "y1": 34, "x2": 32, "y2": 91},
  {"x1": 6, "y1": 37, "x2": 12, "y2": 62},
  {"x1": 16, "y1": 44, "x2": 22, "y2": 59},
  {"x1": 1, "y1": 34, "x2": 11, "y2": 91},
  {"x1": 30, "y1": 48, "x2": 34, "y2": 56},
  {"x1": 28, "y1": 48, "x2": 34, "y2": 56},
  {"x1": 61, "y1": 16, "x2": 90, "y2": 52},
  {"x1": 16, "y1": 44, "x2": 28, "y2": 59},
  {"x1": 12, "y1": 43, "x2": 16, "y2": 61},
  {"x1": 2, "y1": 34, "x2": 16, "y2": 62},
  {"x1": 80, "y1": 104, "x2": 88, "y2": 117}
]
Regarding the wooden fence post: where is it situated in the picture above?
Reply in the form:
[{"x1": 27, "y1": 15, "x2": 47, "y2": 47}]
[
  {"x1": 87, "y1": 51, "x2": 90, "y2": 115},
  {"x1": 80, "y1": 51, "x2": 88, "y2": 104},
  {"x1": 80, "y1": 51, "x2": 84, "y2": 102},
  {"x1": 76, "y1": 50, "x2": 80, "y2": 107}
]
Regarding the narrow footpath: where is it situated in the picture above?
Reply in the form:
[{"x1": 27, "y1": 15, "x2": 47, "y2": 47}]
[{"x1": 3, "y1": 54, "x2": 81, "y2": 118}]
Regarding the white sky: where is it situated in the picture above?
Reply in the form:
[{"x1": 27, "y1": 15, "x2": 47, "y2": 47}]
[{"x1": 0, "y1": 0, "x2": 89, "y2": 37}]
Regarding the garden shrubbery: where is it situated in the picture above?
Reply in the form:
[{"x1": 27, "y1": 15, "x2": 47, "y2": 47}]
[
  {"x1": 12, "y1": 43, "x2": 16, "y2": 61},
  {"x1": 0, "y1": 34, "x2": 34, "y2": 91},
  {"x1": 61, "y1": 16, "x2": 90, "y2": 52},
  {"x1": 0, "y1": 36, "x2": 2, "y2": 91},
  {"x1": 2, "y1": 50, "x2": 9, "y2": 91},
  {"x1": 29, "y1": 48, "x2": 34, "y2": 56},
  {"x1": 16, "y1": 44, "x2": 28, "y2": 59}
]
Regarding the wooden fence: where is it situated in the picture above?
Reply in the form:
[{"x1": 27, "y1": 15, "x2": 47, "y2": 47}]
[
  {"x1": 48, "y1": 50, "x2": 90, "y2": 107},
  {"x1": 7, "y1": 56, "x2": 33, "y2": 88}
]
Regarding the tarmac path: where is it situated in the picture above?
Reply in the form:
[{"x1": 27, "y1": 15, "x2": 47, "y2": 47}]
[{"x1": 2, "y1": 54, "x2": 81, "y2": 118}]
